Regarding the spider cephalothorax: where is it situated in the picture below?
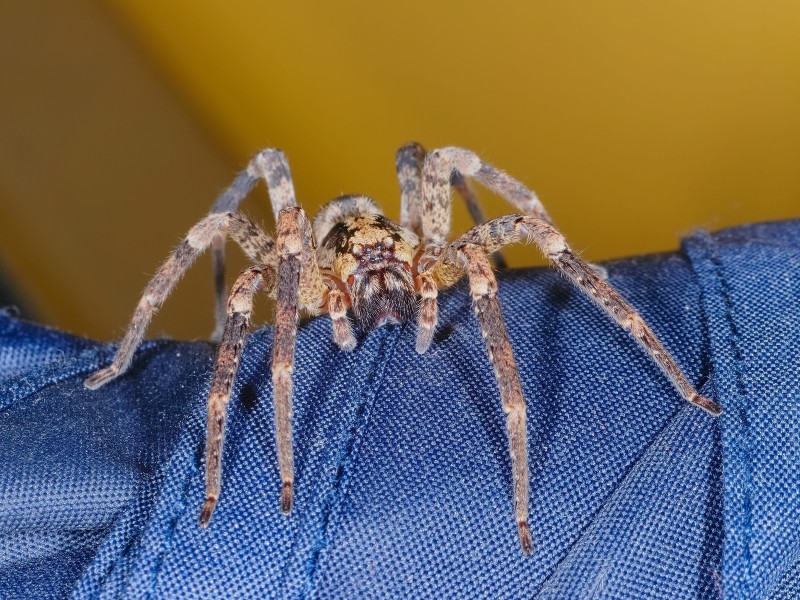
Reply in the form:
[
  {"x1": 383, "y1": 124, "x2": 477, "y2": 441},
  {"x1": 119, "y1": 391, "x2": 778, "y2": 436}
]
[
  {"x1": 84, "y1": 143, "x2": 721, "y2": 555},
  {"x1": 315, "y1": 202, "x2": 419, "y2": 331}
]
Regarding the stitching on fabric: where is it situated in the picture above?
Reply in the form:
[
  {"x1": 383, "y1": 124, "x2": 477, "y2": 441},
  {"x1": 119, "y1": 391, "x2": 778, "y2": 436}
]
[
  {"x1": 87, "y1": 475, "x2": 158, "y2": 596},
  {"x1": 143, "y1": 443, "x2": 197, "y2": 600},
  {"x1": 707, "y1": 237, "x2": 755, "y2": 596},
  {"x1": 0, "y1": 341, "x2": 166, "y2": 411},
  {"x1": 534, "y1": 404, "x2": 690, "y2": 595},
  {"x1": 300, "y1": 328, "x2": 403, "y2": 598},
  {"x1": 93, "y1": 521, "x2": 138, "y2": 594}
]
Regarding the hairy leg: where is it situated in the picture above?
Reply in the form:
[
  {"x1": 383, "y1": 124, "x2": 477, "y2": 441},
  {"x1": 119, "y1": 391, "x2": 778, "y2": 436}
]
[
  {"x1": 397, "y1": 142, "x2": 510, "y2": 352},
  {"x1": 199, "y1": 266, "x2": 272, "y2": 527},
  {"x1": 450, "y1": 170, "x2": 508, "y2": 270},
  {"x1": 84, "y1": 212, "x2": 276, "y2": 390},
  {"x1": 420, "y1": 146, "x2": 552, "y2": 247},
  {"x1": 210, "y1": 149, "x2": 299, "y2": 338},
  {"x1": 271, "y1": 207, "x2": 327, "y2": 513},
  {"x1": 396, "y1": 143, "x2": 512, "y2": 261},
  {"x1": 326, "y1": 283, "x2": 357, "y2": 351},
  {"x1": 440, "y1": 214, "x2": 722, "y2": 416},
  {"x1": 458, "y1": 243, "x2": 532, "y2": 554}
]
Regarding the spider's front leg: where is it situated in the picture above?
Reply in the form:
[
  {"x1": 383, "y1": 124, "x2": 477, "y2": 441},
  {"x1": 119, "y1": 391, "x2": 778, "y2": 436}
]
[
  {"x1": 458, "y1": 243, "x2": 533, "y2": 555},
  {"x1": 200, "y1": 207, "x2": 326, "y2": 526},
  {"x1": 445, "y1": 214, "x2": 722, "y2": 416},
  {"x1": 403, "y1": 144, "x2": 554, "y2": 353},
  {"x1": 422, "y1": 147, "x2": 719, "y2": 414},
  {"x1": 272, "y1": 207, "x2": 326, "y2": 514}
]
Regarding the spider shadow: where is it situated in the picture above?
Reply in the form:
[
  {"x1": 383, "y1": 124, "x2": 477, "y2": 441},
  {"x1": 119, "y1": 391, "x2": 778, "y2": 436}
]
[
  {"x1": 511, "y1": 272, "x2": 573, "y2": 508},
  {"x1": 433, "y1": 322, "x2": 453, "y2": 345},
  {"x1": 238, "y1": 382, "x2": 260, "y2": 414},
  {"x1": 532, "y1": 274, "x2": 603, "y2": 491}
]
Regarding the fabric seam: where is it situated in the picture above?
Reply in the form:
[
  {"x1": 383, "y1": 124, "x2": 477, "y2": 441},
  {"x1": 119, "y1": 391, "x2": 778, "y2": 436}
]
[
  {"x1": 142, "y1": 428, "x2": 199, "y2": 599},
  {"x1": 299, "y1": 328, "x2": 403, "y2": 598},
  {"x1": 534, "y1": 404, "x2": 692, "y2": 596},
  {"x1": 706, "y1": 236, "x2": 755, "y2": 598}
]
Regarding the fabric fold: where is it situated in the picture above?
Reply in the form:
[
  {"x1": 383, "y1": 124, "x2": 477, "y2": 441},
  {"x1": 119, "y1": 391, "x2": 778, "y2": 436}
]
[{"x1": 0, "y1": 220, "x2": 797, "y2": 599}]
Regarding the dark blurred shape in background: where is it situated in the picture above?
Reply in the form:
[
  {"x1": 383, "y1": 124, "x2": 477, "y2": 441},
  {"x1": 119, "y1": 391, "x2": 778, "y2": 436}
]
[{"x1": 0, "y1": 267, "x2": 28, "y2": 317}]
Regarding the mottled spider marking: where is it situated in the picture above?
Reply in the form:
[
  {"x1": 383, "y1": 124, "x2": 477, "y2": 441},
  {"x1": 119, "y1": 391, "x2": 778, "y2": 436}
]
[
  {"x1": 396, "y1": 142, "x2": 507, "y2": 270},
  {"x1": 326, "y1": 285, "x2": 356, "y2": 351},
  {"x1": 312, "y1": 194, "x2": 383, "y2": 245},
  {"x1": 319, "y1": 211, "x2": 417, "y2": 331},
  {"x1": 396, "y1": 142, "x2": 426, "y2": 235},
  {"x1": 318, "y1": 211, "x2": 417, "y2": 272},
  {"x1": 247, "y1": 149, "x2": 298, "y2": 218},
  {"x1": 415, "y1": 270, "x2": 438, "y2": 354},
  {"x1": 271, "y1": 207, "x2": 323, "y2": 515},
  {"x1": 211, "y1": 149, "x2": 297, "y2": 339},
  {"x1": 421, "y1": 146, "x2": 550, "y2": 246}
]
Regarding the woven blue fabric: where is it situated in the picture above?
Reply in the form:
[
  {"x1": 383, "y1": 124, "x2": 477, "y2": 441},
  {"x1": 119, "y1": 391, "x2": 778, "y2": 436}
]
[{"x1": 0, "y1": 220, "x2": 798, "y2": 599}]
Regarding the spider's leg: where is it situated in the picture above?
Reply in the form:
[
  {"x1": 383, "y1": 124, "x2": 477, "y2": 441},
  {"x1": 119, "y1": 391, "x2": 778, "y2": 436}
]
[
  {"x1": 404, "y1": 143, "x2": 535, "y2": 352},
  {"x1": 458, "y1": 243, "x2": 532, "y2": 555},
  {"x1": 210, "y1": 149, "x2": 298, "y2": 340},
  {"x1": 272, "y1": 207, "x2": 327, "y2": 514},
  {"x1": 84, "y1": 212, "x2": 276, "y2": 390},
  {"x1": 200, "y1": 265, "x2": 272, "y2": 527},
  {"x1": 397, "y1": 143, "x2": 507, "y2": 271},
  {"x1": 420, "y1": 146, "x2": 551, "y2": 246},
  {"x1": 211, "y1": 234, "x2": 228, "y2": 342},
  {"x1": 394, "y1": 144, "x2": 450, "y2": 353},
  {"x1": 421, "y1": 146, "x2": 611, "y2": 282},
  {"x1": 415, "y1": 269, "x2": 439, "y2": 354},
  {"x1": 450, "y1": 170, "x2": 508, "y2": 270},
  {"x1": 441, "y1": 214, "x2": 722, "y2": 416},
  {"x1": 396, "y1": 142, "x2": 426, "y2": 235}
]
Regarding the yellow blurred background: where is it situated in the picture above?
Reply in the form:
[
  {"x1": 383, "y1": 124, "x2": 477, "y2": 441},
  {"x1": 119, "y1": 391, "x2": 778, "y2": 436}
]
[{"x1": 0, "y1": 1, "x2": 798, "y2": 340}]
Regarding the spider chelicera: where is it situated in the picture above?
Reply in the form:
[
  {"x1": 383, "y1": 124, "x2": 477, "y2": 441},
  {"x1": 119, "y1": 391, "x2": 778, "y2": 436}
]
[{"x1": 84, "y1": 143, "x2": 721, "y2": 554}]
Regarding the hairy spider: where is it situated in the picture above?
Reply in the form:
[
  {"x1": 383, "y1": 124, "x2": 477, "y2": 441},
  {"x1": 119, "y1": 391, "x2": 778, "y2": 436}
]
[{"x1": 84, "y1": 143, "x2": 721, "y2": 555}]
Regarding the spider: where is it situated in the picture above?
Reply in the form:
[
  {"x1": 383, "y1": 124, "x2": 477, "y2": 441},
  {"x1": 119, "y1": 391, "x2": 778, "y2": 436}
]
[{"x1": 84, "y1": 143, "x2": 721, "y2": 555}]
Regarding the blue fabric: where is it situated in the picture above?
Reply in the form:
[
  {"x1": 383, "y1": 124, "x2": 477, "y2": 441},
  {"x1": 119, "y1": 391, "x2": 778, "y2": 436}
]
[{"x1": 0, "y1": 220, "x2": 798, "y2": 599}]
